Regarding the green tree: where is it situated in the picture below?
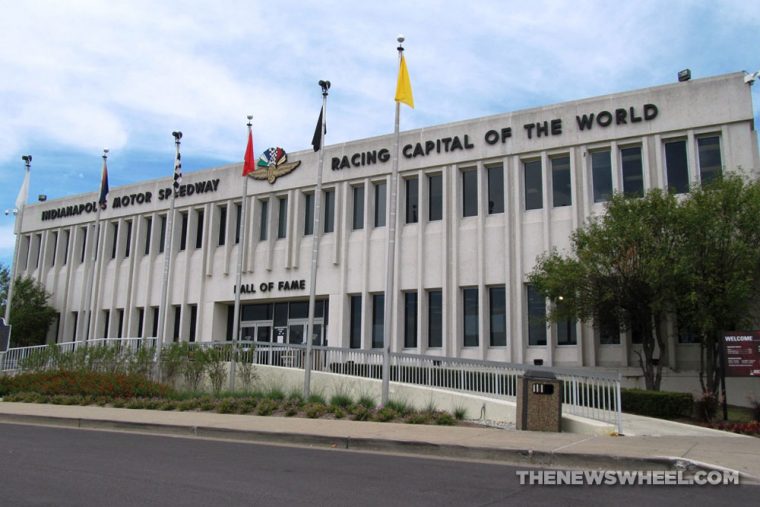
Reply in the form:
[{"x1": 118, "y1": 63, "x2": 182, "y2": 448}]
[
  {"x1": 8, "y1": 276, "x2": 57, "y2": 347},
  {"x1": 529, "y1": 190, "x2": 684, "y2": 390},
  {"x1": 676, "y1": 175, "x2": 760, "y2": 394},
  {"x1": 0, "y1": 264, "x2": 9, "y2": 319}
]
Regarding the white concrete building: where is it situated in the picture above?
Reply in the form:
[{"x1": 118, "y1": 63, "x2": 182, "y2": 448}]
[{"x1": 12, "y1": 72, "x2": 760, "y2": 376}]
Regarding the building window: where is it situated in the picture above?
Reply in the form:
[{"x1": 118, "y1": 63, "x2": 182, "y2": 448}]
[
  {"x1": 665, "y1": 139, "x2": 689, "y2": 194},
  {"x1": 428, "y1": 290, "x2": 442, "y2": 348},
  {"x1": 304, "y1": 192, "x2": 314, "y2": 236},
  {"x1": 50, "y1": 231, "x2": 58, "y2": 267},
  {"x1": 406, "y1": 177, "x2": 419, "y2": 223},
  {"x1": 151, "y1": 306, "x2": 160, "y2": 338},
  {"x1": 62, "y1": 230, "x2": 69, "y2": 265},
  {"x1": 144, "y1": 217, "x2": 152, "y2": 255},
  {"x1": 323, "y1": 188, "x2": 335, "y2": 233},
  {"x1": 524, "y1": 159, "x2": 543, "y2": 210},
  {"x1": 404, "y1": 291, "x2": 417, "y2": 348},
  {"x1": 195, "y1": 210, "x2": 204, "y2": 249},
  {"x1": 259, "y1": 200, "x2": 269, "y2": 241},
  {"x1": 173, "y1": 305, "x2": 181, "y2": 342},
  {"x1": 117, "y1": 309, "x2": 124, "y2": 339},
  {"x1": 34, "y1": 234, "x2": 42, "y2": 268},
  {"x1": 591, "y1": 150, "x2": 613, "y2": 203},
  {"x1": 353, "y1": 185, "x2": 364, "y2": 230},
  {"x1": 159, "y1": 215, "x2": 166, "y2": 253},
  {"x1": 102, "y1": 309, "x2": 110, "y2": 338},
  {"x1": 124, "y1": 220, "x2": 132, "y2": 257},
  {"x1": 235, "y1": 202, "x2": 242, "y2": 244},
  {"x1": 217, "y1": 205, "x2": 227, "y2": 246},
  {"x1": 71, "y1": 312, "x2": 78, "y2": 341},
  {"x1": 621, "y1": 146, "x2": 644, "y2": 198},
  {"x1": 349, "y1": 295, "x2": 362, "y2": 349},
  {"x1": 462, "y1": 168, "x2": 478, "y2": 217},
  {"x1": 80, "y1": 227, "x2": 87, "y2": 263},
  {"x1": 487, "y1": 164, "x2": 504, "y2": 214},
  {"x1": 372, "y1": 294, "x2": 384, "y2": 348},
  {"x1": 428, "y1": 173, "x2": 442, "y2": 221},
  {"x1": 677, "y1": 315, "x2": 698, "y2": 344},
  {"x1": 374, "y1": 181, "x2": 386, "y2": 227},
  {"x1": 277, "y1": 197, "x2": 288, "y2": 239},
  {"x1": 404, "y1": 177, "x2": 420, "y2": 224},
  {"x1": 489, "y1": 286, "x2": 506, "y2": 346},
  {"x1": 551, "y1": 156, "x2": 572, "y2": 207},
  {"x1": 555, "y1": 303, "x2": 576, "y2": 345},
  {"x1": 106, "y1": 223, "x2": 117, "y2": 259},
  {"x1": 463, "y1": 287, "x2": 479, "y2": 347},
  {"x1": 598, "y1": 314, "x2": 620, "y2": 345},
  {"x1": 527, "y1": 284, "x2": 547, "y2": 346},
  {"x1": 137, "y1": 308, "x2": 145, "y2": 338},
  {"x1": 698, "y1": 135, "x2": 722, "y2": 186},
  {"x1": 189, "y1": 304, "x2": 198, "y2": 343},
  {"x1": 179, "y1": 212, "x2": 188, "y2": 251}
]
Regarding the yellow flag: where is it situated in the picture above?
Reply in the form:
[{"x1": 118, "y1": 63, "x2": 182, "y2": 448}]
[{"x1": 395, "y1": 54, "x2": 414, "y2": 108}]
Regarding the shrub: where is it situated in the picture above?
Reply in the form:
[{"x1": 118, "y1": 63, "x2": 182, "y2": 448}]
[
  {"x1": 453, "y1": 406, "x2": 467, "y2": 421},
  {"x1": 266, "y1": 388, "x2": 286, "y2": 401},
  {"x1": 330, "y1": 393, "x2": 353, "y2": 409},
  {"x1": 356, "y1": 395, "x2": 375, "y2": 410},
  {"x1": 351, "y1": 405, "x2": 370, "y2": 421},
  {"x1": 205, "y1": 346, "x2": 229, "y2": 396},
  {"x1": 159, "y1": 343, "x2": 187, "y2": 387},
  {"x1": 307, "y1": 393, "x2": 326, "y2": 405},
  {"x1": 708, "y1": 421, "x2": 760, "y2": 435},
  {"x1": 621, "y1": 388, "x2": 693, "y2": 419},
  {"x1": 694, "y1": 391, "x2": 719, "y2": 422},
  {"x1": 385, "y1": 399, "x2": 411, "y2": 417},
  {"x1": 374, "y1": 407, "x2": 398, "y2": 422},
  {"x1": 433, "y1": 412, "x2": 456, "y2": 426},
  {"x1": 257, "y1": 398, "x2": 279, "y2": 416},
  {"x1": 304, "y1": 402, "x2": 327, "y2": 418},
  {"x1": 216, "y1": 398, "x2": 239, "y2": 414},
  {"x1": 183, "y1": 348, "x2": 207, "y2": 392},
  {"x1": 236, "y1": 348, "x2": 258, "y2": 392},
  {"x1": 405, "y1": 412, "x2": 432, "y2": 425},
  {"x1": 0, "y1": 370, "x2": 171, "y2": 399},
  {"x1": 332, "y1": 407, "x2": 346, "y2": 419},
  {"x1": 748, "y1": 396, "x2": 760, "y2": 422}
]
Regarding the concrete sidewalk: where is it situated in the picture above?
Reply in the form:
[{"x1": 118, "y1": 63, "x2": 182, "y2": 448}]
[{"x1": 1, "y1": 401, "x2": 758, "y2": 482}]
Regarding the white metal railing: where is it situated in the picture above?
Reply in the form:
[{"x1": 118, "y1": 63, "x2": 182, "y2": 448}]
[
  {"x1": 1, "y1": 337, "x2": 156, "y2": 372},
  {"x1": 1, "y1": 338, "x2": 622, "y2": 433}
]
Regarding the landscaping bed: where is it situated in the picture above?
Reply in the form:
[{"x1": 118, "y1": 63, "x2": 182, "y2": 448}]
[{"x1": 0, "y1": 370, "x2": 467, "y2": 426}]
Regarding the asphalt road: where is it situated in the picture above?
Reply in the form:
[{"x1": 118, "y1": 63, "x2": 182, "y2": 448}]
[{"x1": 0, "y1": 422, "x2": 757, "y2": 506}]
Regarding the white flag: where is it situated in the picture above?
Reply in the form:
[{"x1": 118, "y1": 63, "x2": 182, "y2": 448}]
[{"x1": 15, "y1": 168, "x2": 30, "y2": 209}]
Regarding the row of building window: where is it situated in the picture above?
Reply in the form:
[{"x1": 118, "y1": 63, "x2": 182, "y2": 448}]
[
  {"x1": 21, "y1": 136, "x2": 723, "y2": 270},
  {"x1": 347, "y1": 285, "x2": 577, "y2": 349},
  {"x1": 68, "y1": 304, "x2": 198, "y2": 343}
]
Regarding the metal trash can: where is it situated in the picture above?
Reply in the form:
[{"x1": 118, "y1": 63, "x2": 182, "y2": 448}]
[{"x1": 516, "y1": 370, "x2": 563, "y2": 432}]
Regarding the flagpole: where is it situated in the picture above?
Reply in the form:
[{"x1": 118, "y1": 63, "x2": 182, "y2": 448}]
[
  {"x1": 231, "y1": 115, "x2": 253, "y2": 391},
  {"x1": 157, "y1": 132, "x2": 182, "y2": 359},
  {"x1": 304, "y1": 80, "x2": 330, "y2": 398},
  {"x1": 4, "y1": 155, "x2": 31, "y2": 342},
  {"x1": 81, "y1": 149, "x2": 108, "y2": 343},
  {"x1": 382, "y1": 36, "x2": 406, "y2": 404}
]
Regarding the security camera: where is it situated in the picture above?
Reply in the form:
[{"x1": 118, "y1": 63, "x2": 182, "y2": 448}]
[
  {"x1": 744, "y1": 71, "x2": 759, "y2": 84},
  {"x1": 172, "y1": 131, "x2": 183, "y2": 140},
  {"x1": 21, "y1": 155, "x2": 32, "y2": 163}
]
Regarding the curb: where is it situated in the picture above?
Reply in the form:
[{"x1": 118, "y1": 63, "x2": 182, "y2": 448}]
[{"x1": 2, "y1": 411, "x2": 755, "y2": 483}]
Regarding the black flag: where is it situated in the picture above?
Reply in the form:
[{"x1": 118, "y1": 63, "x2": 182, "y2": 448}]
[{"x1": 311, "y1": 108, "x2": 325, "y2": 152}]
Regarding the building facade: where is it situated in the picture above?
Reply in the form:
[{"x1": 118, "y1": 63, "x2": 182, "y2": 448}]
[{"x1": 12, "y1": 72, "x2": 760, "y2": 372}]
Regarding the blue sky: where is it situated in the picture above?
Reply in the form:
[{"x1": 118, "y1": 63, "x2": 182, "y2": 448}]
[{"x1": 2, "y1": 0, "x2": 760, "y2": 267}]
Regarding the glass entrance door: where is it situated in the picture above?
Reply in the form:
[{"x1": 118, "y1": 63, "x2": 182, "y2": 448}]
[
  {"x1": 286, "y1": 319, "x2": 325, "y2": 345},
  {"x1": 239, "y1": 322, "x2": 272, "y2": 342}
]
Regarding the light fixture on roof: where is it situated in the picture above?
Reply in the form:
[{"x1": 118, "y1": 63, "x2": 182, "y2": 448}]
[
  {"x1": 678, "y1": 69, "x2": 691, "y2": 82},
  {"x1": 744, "y1": 70, "x2": 760, "y2": 85}
]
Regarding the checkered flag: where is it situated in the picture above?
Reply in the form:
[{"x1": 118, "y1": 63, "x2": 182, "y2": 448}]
[{"x1": 173, "y1": 151, "x2": 182, "y2": 192}]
